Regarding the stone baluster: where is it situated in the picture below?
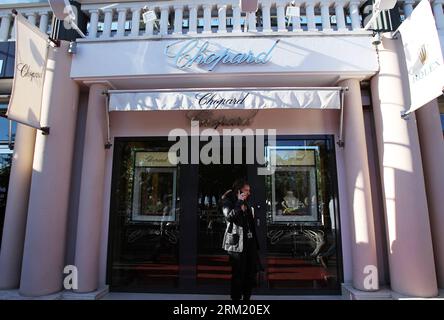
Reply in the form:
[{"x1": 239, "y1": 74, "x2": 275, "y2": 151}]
[
  {"x1": 102, "y1": 8, "x2": 113, "y2": 38},
  {"x1": 335, "y1": 0, "x2": 347, "y2": 31},
  {"x1": 38, "y1": 11, "x2": 49, "y2": 33},
  {"x1": 261, "y1": 1, "x2": 272, "y2": 32},
  {"x1": 232, "y1": 2, "x2": 242, "y2": 33},
  {"x1": 203, "y1": 4, "x2": 212, "y2": 34},
  {"x1": 130, "y1": 7, "x2": 141, "y2": 37},
  {"x1": 349, "y1": 1, "x2": 361, "y2": 30},
  {"x1": 116, "y1": 8, "x2": 127, "y2": 38},
  {"x1": 173, "y1": 5, "x2": 183, "y2": 35},
  {"x1": 276, "y1": 1, "x2": 287, "y2": 32},
  {"x1": 306, "y1": 2, "x2": 317, "y2": 31},
  {"x1": 218, "y1": 5, "x2": 227, "y2": 33},
  {"x1": 320, "y1": 0, "x2": 332, "y2": 31},
  {"x1": 160, "y1": 6, "x2": 170, "y2": 36}
]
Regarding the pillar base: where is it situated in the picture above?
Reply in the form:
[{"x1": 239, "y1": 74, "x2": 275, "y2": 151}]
[
  {"x1": 0, "y1": 286, "x2": 109, "y2": 300},
  {"x1": 62, "y1": 286, "x2": 109, "y2": 300},
  {"x1": 0, "y1": 289, "x2": 61, "y2": 300},
  {"x1": 341, "y1": 283, "x2": 444, "y2": 300}
]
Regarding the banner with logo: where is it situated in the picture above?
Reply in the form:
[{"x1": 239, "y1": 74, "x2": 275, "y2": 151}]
[
  {"x1": 398, "y1": 0, "x2": 444, "y2": 113},
  {"x1": 7, "y1": 14, "x2": 49, "y2": 129},
  {"x1": 109, "y1": 88, "x2": 341, "y2": 111}
]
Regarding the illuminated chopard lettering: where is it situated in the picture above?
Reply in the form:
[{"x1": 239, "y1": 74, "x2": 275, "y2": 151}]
[{"x1": 165, "y1": 39, "x2": 279, "y2": 71}]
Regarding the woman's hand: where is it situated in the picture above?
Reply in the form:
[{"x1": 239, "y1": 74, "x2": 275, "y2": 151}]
[
  {"x1": 237, "y1": 191, "x2": 248, "y2": 212},
  {"x1": 237, "y1": 190, "x2": 247, "y2": 201}
]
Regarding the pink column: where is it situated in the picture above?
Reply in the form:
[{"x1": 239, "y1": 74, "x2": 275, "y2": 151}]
[
  {"x1": 19, "y1": 41, "x2": 80, "y2": 296},
  {"x1": 340, "y1": 79, "x2": 379, "y2": 291},
  {"x1": 0, "y1": 125, "x2": 36, "y2": 289},
  {"x1": 416, "y1": 99, "x2": 444, "y2": 289},
  {"x1": 370, "y1": 36, "x2": 438, "y2": 297},
  {"x1": 74, "y1": 83, "x2": 109, "y2": 292}
]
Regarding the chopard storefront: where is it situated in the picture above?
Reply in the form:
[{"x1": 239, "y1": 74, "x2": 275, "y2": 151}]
[
  {"x1": 0, "y1": 29, "x2": 384, "y2": 297},
  {"x1": 2, "y1": 0, "x2": 443, "y2": 299},
  {"x1": 106, "y1": 93, "x2": 343, "y2": 294},
  {"x1": 0, "y1": 0, "x2": 444, "y2": 299},
  {"x1": 65, "y1": 33, "x2": 379, "y2": 296}
]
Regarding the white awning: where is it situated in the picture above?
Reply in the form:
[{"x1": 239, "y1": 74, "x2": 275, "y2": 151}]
[{"x1": 108, "y1": 87, "x2": 342, "y2": 111}]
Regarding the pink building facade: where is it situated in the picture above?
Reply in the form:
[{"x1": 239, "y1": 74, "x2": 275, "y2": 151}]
[{"x1": 0, "y1": 0, "x2": 443, "y2": 299}]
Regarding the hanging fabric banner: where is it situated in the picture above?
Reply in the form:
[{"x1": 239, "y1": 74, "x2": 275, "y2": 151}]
[
  {"x1": 7, "y1": 13, "x2": 49, "y2": 129},
  {"x1": 398, "y1": 0, "x2": 444, "y2": 114}
]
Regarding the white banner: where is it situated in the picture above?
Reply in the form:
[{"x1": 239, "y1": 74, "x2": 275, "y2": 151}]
[
  {"x1": 398, "y1": 0, "x2": 444, "y2": 113},
  {"x1": 109, "y1": 88, "x2": 341, "y2": 111},
  {"x1": 7, "y1": 14, "x2": 49, "y2": 128}
]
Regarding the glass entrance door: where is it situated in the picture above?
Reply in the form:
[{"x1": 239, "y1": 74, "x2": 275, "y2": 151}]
[
  {"x1": 196, "y1": 163, "x2": 247, "y2": 291},
  {"x1": 107, "y1": 136, "x2": 342, "y2": 294},
  {"x1": 256, "y1": 136, "x2": 342, "y2": 293}
]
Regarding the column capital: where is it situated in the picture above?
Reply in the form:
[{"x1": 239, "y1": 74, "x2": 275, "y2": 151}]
[
  {"x1": 275, "y1": 0, "x2": 287, "y2": 8},
  {"x1": 102, "y1": 7, "x2": 114, "y2": 14},
  {"x1": 83, "y1": 80, "x2": 115, "y2": 91},
  {"x1": 174, "y1": 4, "x2": 184, "y2": 11},
  {"x1": 116, "y1": 7, "x2": 128, "y2": 13},
  {"x1": 433, "y1": 0, "x2": 444, "y2": 5},
  {"x1": 203, "y1": 3, "x2": 213, "y2": 10},
  {"x1": 320, "y1": 0, "x2": 333, "y2": 6},
  {"x1": 334, "y1": 0, "x2": 346, "y2": 8},
  {"x1": 0, "y1": 12, "x2": 12, "y2": 19},
  {"x1": 88, "y1": 9, "x2": 99, "y2": 14},
  {"x1": 403, "y1": 0, "x2": 416, "y2": 4},
  {"x1": 348, "y1": 0, "x2": 361, "y2": 6}
]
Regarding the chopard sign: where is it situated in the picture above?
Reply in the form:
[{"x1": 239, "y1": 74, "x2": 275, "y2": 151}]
[
  {"x1": 196, "y1": 92, "x2": 250, "y2": 108},
  {"x1": 16, "y1": 62, "x2": 43, "y2": 82},
  {"x1": 165, "y1": 39, "x2": 279, "y2": 71},
  {"x1": 186, "y1": 110, "x2": 258, "y2": 128}
]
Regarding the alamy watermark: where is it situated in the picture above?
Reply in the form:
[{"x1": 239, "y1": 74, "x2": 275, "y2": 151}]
[
  {"x1": 363, "y1": 265, "x2": 378, "y2": 290},
  {"x1": 63, "y1": 265, "x2": 78, "y2": 290},
  {"x1": 168, "y1": 120, "x2": 277, "y2": 175}
]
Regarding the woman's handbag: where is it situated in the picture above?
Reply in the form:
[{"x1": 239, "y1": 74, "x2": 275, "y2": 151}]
[
  {"x1": 225, "y1": 222, "x2": 239, "y2": 245},
  {"x1": 222, "y1": 220, "x2": 243, "y2": 252}
]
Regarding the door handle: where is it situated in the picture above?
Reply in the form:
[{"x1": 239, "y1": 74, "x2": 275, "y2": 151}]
[{"x1": 256, "y1": 205, "x2": 261, "y2": 227}]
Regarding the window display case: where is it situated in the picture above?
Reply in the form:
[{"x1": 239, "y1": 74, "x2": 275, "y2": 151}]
[
  {"x1": 267, "y1": 147, "x2": 319, "y2": 223},
  {"x1": 132, "y1": 152, "x2": 178, "y2": 222}
]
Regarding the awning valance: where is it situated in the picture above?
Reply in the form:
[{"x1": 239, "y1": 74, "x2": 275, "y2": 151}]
[{"x1": 108, "y1": 88, "x2": 342, "y2": 111}]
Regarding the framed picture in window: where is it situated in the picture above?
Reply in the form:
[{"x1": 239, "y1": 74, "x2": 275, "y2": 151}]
[
  {"x1": 131, "y1": 151, "x2": 178, "y2": 222},
  {"x1": 267, "y1": 147, "x2": 320, "y2": 223}
]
